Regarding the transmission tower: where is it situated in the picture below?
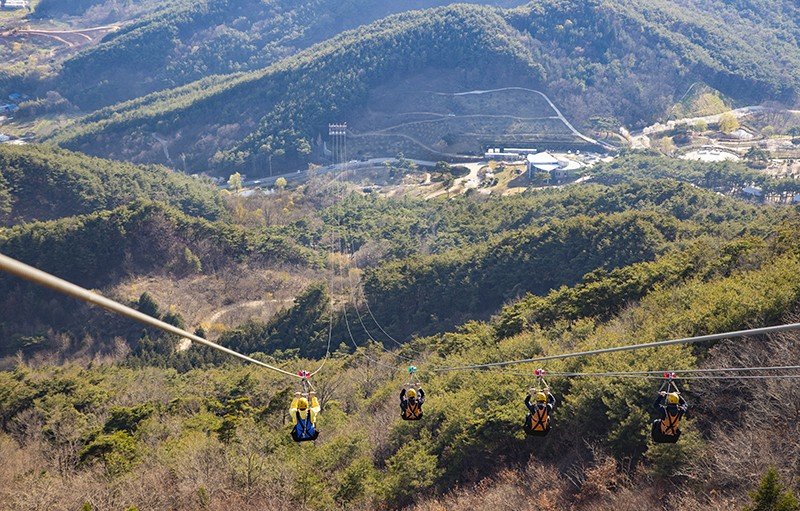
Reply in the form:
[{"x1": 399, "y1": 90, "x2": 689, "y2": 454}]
[{"x1": 328, "y1": 123, "x2": 347, "y2": 165}]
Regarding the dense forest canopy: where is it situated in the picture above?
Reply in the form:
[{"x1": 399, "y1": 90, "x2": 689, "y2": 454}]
[
  {"x1": 1, "y1": 177, "x2": 798, "y2": 508},
  {"x1": 53, "y1": 0, "x2": 529, "y2": 109},
  {"x1": 0, "y1": 144, "x2": 226, "y2": 225},
  {"x1": 2, "y1": 2, "x2": 800, "y2": 509}
]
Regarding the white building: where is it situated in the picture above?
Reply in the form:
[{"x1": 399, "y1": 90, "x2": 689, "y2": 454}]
[
  {"x1": 526, "y1": 152, "x2": 561, "y2": 173},
  {"x1": 742, "y1": 186, "x2": 763, "y2": 201},
  {"x1": 1, "y1": 0, "x2": 30, "y2": 9},
  {"x1": 527, "y1": 152, "x2": 582, "y2": 182}
]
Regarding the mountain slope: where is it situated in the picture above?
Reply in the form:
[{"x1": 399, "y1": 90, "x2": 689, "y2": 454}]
[
  {"x1": 50, "y1": 0, "x2": 800, "y2": 174},
  {"x1": 52, "y1": 4, "x2": 541, "y2": 171},
  {"x1": 56, "y1": 0, "x2": 528, "y2": 109},
  {"x1": 0, "y1": 144, "x2": 226, "y2": 225},
  {"x1": 1, "y1": 222, "x2": 799, "y2": 510}
]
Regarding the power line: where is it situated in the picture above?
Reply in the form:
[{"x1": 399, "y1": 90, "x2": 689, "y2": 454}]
[
  {"x1": 491, "y1": 367, "x2": 800, "y2": 381},
  {"x1": 0, "y1": 252, "x2": 302, "y2": 379},
  {"x1": 344, "y1": 239, "x2": 414, "y2": 362},
  {"x1": 432, "y1": 322, "x2": 800, "y2": 372},
  {"x1": 543, "y1": 365, "x2": 800, "y2": 377}
]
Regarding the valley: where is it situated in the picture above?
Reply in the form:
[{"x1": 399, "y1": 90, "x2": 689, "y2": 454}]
[{"x1": 1, "y1": 1, "x2": 800, "y2": 510}]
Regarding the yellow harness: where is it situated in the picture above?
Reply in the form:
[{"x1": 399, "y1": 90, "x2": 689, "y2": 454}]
[
  {"x1": 529, "y1": 405, "x2": 549, "y2": 432},
  {"x1": 403, "y1": 400, "x2": 422, "y2": 420},
  {"x1": 660, "y1": 410, "x2": 680, "y2": 436}
]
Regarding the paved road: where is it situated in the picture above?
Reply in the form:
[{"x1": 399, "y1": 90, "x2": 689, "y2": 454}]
[
  {"x1": 432, "y1": 87, "x2": 615, "y2": 150},
  {"x1": 238, "y1": 157, "x2": 443, "y2": 188},
  {"x1": 628, "y1": 105, "x2": 778, "y2": 149}
]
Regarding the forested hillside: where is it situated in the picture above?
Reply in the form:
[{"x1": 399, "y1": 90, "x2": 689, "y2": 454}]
[
  {"x1": 1, "y1": 197, "x2": 798, "y2": 510},
  {"x1": 54, "y1": 0, "x2": 528, "y2": 109},
  {"x1": 52, "y1": 4, "x2": 541, "y2": 172},
  {"x1": 3, "y1": 0, "x2": 800, "y2": 503},
  {"x1": 0, "y1": 200, "x2": 316, "y2": 358},
  {"x1": 31, "y1": 0, "x2": 169, "y2": 20},
  {"x1": 49, "y1": 0, "x2": 800, "y2": 174},
  {"x1": 2, "y1": 138, "x2": 800, "y2": 510},
  {"x1": 0, "y1": 145, "x2": 225, "y2": 225}
]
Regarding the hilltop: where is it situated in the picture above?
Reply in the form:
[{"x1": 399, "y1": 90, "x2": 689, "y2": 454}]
[
  {"x1": 0, "y1": 144, "x2": 225, "y2": 225},
  {"x1": 52, "y1": 0, "x2": 528, "y2": 110}
]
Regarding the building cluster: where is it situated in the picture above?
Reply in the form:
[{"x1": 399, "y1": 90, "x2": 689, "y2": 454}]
[
  {"x1": 1, "y1": 92, "x2": 27, "y2": 115},
  {"x1": 0, "y1": 93, "x2": 32, "y2": 145},
  {"x1": 0, "y1": 0, "x2": 30, "y2": 10},
  {"x1": 484, "y1": 147, "x2": 581, "y2": 183}
]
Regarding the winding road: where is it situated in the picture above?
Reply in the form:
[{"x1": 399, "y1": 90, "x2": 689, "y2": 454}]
[
  {"x1": 431, "y1": 87, "x2": 615, "y2": 150},
  {"x1": 2, "y1": 24, "x2": 120, "y2": 47}
]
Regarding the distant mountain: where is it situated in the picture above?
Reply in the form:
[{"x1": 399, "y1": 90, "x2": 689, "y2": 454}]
[
  {"x1": 51, "y1": 0, "x2": 800, "y2": 174},
  {"x1": 52, "y1": 4, "x2": 541, "y2": 171},
  {"x1": 56, "y1": 0, "x2": 528, "y2": 109}
]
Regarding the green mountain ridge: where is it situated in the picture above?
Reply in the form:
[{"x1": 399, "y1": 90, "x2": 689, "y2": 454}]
[
  {"x1": 0, "y1": 144, "x2": 226, "y2": 225},
  {"x1": 50, "y1": 0, "x2": 800, "y2": 174},
  {"x1": 56, "y1": 0, "x2": 529, "y2": 110},
  {"x1": 52, "y1": 4, "x2": 541, "y2": 172}
]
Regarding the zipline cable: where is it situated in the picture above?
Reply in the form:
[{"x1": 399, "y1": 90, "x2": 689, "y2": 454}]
[
  {"x1": 550, "y1": 373, "x2": 800, "y2": 381},
  {"x1": 310, "y1": 123, "x2": 353, "y2": 377},
  {"x1": 329, "y1": 125, "x2": 401, "y2": 373},
  {"x1": 464, "y1": 365, "x2": 800, "y2": 378},
  {"x1": 309, "y1": 179, "x2": 341, "y2": 377},
  {"x1": 0, "y1": 252, "x2": 302, "y2": 379},
  {"x1": 359, "y1": 280, "x2": 407, "y2": 349},
  {"x1": 542, "y1": 365, "x2": 800, "y2": 377},
  {"x1": 431, "y1": 322, "x2": 800, "y2": 372},
  {"x1": 342, "y1": 284, "x2": 400, "y2": 371},
  {"x1": 344, "y1": 239, "x2": 414, "y2": 362},
  {"x1": 490, "y1": 368, "x2": 800, "y2": 381},
  {"x1": 309, "y1": 307, "x2": 335, "y2": 377},
  {"x1": 350, "y1": 275, "x2": 414, "y2": 363}
]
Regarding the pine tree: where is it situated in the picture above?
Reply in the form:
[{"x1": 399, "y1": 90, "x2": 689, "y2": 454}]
[{"x1": 745, "y1": 468, "x2": 799, "y2": 511}]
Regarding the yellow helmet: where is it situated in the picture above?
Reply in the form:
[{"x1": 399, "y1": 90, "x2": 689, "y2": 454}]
[
  {"x1": 297, "y1": 397, "x2": 309, "y2": 410},
  {"x1": 535, "y1": 392, "x2": 547, "y2": 403},
  {"x1": 406, "y1": 389, "x2": 417, "y2": 399},
  {"x1": 667, "y1": 393, "x2": 680, "y2": 405}
]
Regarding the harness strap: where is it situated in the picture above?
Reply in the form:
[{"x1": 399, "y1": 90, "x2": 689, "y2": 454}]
[
  {"x1": 661, "y1": 411, "x2": 680, "y2": 436},
  {"x1": 404, "y1": 400, "x2": 422, "y2": 419},
  {"x1": 530, "y1": 406, "x2": 549, "y2": 431},
  {"x1": 296, "y1": 410, "x2": 313, "y2": 437}
]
